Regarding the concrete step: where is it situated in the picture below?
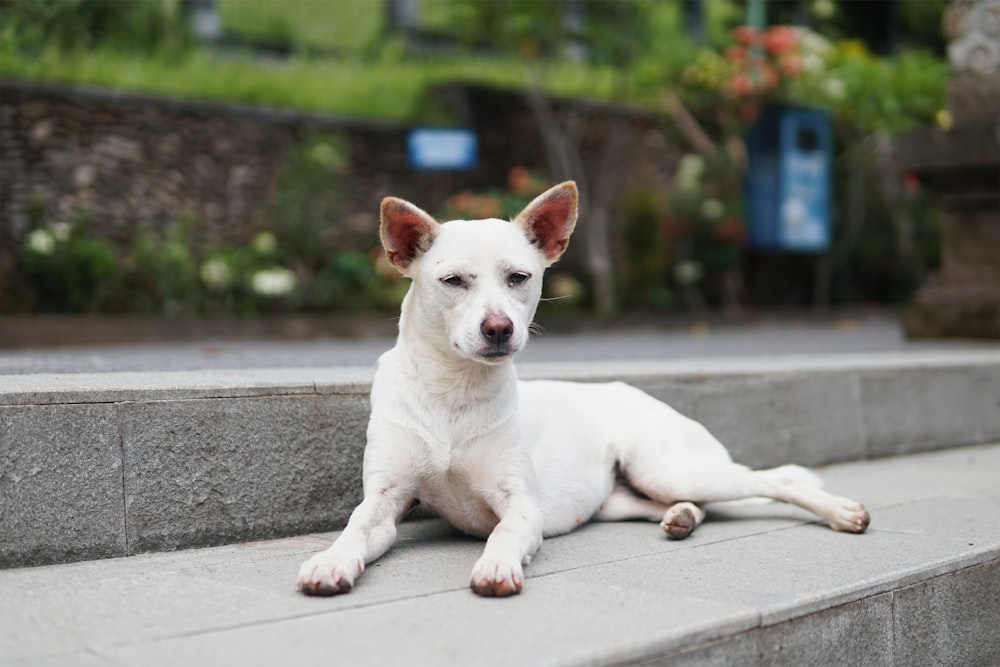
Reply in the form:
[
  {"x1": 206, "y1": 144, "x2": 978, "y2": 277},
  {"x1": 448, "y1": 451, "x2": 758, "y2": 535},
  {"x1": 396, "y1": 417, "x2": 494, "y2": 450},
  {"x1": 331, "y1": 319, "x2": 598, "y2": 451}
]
[
  {"x1": 2, "y1": 347, "x2": 999, "y2": 569},
  {"x1": 2, "y1": 443, "x2": 998, "y2": 666}
]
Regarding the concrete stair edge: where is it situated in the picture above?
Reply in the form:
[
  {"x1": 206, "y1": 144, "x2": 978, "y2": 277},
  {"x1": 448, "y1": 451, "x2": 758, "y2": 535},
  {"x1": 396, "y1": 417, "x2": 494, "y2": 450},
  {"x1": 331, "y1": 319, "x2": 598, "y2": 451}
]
[{"x1": 2, "y1": 349, "x2": 999, "y2": 569}]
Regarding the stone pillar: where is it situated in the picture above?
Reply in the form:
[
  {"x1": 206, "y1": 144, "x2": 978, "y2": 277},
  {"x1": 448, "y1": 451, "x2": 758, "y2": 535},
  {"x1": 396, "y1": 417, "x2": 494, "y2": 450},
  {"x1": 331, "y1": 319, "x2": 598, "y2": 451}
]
[{"x1": 900, "y1": 0, "x2": 1000, "y2": 339}]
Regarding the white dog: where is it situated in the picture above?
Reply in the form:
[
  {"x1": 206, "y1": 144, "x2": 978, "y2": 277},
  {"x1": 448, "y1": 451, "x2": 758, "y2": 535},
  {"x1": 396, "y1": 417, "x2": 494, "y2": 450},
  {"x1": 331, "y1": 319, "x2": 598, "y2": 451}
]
[{"x1": 297, "y1": 181, "x2": 870, "y2": 597}]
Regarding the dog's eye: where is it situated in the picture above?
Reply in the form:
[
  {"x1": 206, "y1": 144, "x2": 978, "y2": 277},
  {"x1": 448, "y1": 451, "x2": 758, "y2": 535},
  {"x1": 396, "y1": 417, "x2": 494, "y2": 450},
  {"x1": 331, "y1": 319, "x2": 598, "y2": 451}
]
[
  {"x1": 508, "y1": 272, "x2": 531, "y2": 287},
  {"x1": 441, "y1": 275, "x2": 466, "y2": 288}
]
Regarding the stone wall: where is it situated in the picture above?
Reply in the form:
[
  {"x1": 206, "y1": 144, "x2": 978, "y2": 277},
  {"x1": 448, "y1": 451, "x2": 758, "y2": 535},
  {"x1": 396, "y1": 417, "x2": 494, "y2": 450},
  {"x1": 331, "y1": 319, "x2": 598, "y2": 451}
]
[
  {"x1": 0, "y1": 78, "x2": 679, "y2": 307},
  {"x1": 0, "y1": 78, "x2": 469, "y2": 251}
]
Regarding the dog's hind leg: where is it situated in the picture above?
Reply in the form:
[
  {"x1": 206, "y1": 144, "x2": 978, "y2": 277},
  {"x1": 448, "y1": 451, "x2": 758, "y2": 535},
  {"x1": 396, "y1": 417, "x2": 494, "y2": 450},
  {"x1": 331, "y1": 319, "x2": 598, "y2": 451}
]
[
  {"x1": 594, "y1": 482, "x2": 669, "y2": 522},
  {"x1": 760, "y1": 464, "x2": 870, "y2": 533},
  {"x1": 594, "y1": 483, "x2": 706, "y2": 539},
  {"x1": 626, "y1": 458, "x2": 869, "y2": 534},
  {"x1": 660, "y1": 501, "x2": 706, "y2": 539}
]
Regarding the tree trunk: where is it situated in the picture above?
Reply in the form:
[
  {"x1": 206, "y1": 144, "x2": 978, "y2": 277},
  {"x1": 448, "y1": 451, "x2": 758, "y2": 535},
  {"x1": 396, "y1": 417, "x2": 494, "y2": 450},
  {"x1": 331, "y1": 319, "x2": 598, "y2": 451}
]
[{"x1": 523, "y1": 83, "x2": 617, "y2": 317}]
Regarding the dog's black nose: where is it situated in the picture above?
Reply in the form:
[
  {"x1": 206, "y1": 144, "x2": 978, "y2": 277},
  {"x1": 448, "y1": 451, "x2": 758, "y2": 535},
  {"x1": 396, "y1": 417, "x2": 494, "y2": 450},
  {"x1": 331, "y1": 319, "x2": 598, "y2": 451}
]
[{"x1": 481, "y1": 314, "x2": 514, "y2": 344}]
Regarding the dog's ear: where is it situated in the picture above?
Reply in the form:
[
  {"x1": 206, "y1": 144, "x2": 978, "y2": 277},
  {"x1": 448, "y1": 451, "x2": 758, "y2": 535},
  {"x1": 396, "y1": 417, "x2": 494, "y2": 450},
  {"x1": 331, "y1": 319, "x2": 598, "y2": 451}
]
[
  {"x1": 514, "y1": 181, "x2": 578, "y2": 266},
  {"x1": 380, "y1": 197, "x2": 440, "y2": 273}
]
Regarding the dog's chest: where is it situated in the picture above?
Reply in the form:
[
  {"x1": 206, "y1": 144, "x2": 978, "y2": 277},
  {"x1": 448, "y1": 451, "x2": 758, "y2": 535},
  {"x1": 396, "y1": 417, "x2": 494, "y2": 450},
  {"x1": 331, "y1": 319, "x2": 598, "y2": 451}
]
[
  {"x1": 417, "y1": 464, "x2": 502, "y2": 538},
  {"x1": 370, "y1": 351, "x2": 523, "y2": 535},
  {"x1": 400, "y1": 399, "x2": 519, "y2": 537}
]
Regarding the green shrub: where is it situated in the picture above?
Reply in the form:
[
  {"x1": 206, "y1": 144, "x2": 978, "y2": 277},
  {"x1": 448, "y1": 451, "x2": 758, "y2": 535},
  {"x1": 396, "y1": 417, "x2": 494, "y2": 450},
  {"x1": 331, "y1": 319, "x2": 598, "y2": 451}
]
[
  {"x1": 18, "y1": 212, "x2": 122, "y2": 313},
  {"x1": 0, "y1": 0, "x2": 191, "y2": 56}
]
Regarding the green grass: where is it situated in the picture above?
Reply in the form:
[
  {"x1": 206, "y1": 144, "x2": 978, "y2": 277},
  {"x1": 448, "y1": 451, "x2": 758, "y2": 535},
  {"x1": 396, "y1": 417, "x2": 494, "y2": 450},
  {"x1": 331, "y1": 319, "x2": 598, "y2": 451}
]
[
  {"x1": 0, "y1": 0, "x2": 689, "y2": 122},
  {"x1": 217, "y1": 0, "x2": 383, "y2": 54},
  {"x1": 0, "y1": 46, "x2": 628, "y2": 122}
]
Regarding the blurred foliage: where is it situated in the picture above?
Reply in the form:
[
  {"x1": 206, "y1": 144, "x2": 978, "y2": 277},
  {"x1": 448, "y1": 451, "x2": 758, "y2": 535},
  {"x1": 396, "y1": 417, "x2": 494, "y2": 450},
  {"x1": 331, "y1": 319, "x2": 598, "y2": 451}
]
[
  {"x1": 619, "y1": 182, "x2": 674, "y2": 311},
  {"x1": 433, "y1": 167, "x2": 593, "y2": 311},
  {"x1": 0, "y1": 0, "x2": 192, "y2": 56},
  {"x1": 0, "y1": 0, "x2": 630, "y2": 121},
  {"x1": 9, "y1": 134, "x2": 406, "y2": 315},
  {"x1": 619, "y1": 20, "x2": 949, "y2": 311},
  {"x1": 18, "y1": 208, "x2": 122, "y2": 313},
  {"x1": 0, "y1": 1, "x2": 948, "y2": 129},
  {"x1": 216, "y1": 0, "x2": 382, "y2": 55},
  {"x1": 763, "y1": 0, "x2": 948, "y2": 55},
  {"x1": 825, "y1": 149, "x2": 943, "y2": 306},
  {"x1": 675, "y1": 25, "x2": 948, "y2": 135},
  {"x1": 1, "y1": 0, "x2": 952, "y2": 314},
  {"x1": 438, "y1": 166, "x2": 552, "y2": 221},
  {"x1": 443, "y1": 0, "x2": 655, "y2": 65},
  {"x1": 0, "y1": 44, "x2": 623, "y2": 124}
]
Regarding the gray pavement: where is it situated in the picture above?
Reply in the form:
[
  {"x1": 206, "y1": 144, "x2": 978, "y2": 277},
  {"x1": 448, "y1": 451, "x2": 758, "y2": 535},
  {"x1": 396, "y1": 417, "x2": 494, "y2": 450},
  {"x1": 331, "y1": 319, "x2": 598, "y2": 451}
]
[
  {"x1": 2, "y1": 315, "x2": 997, "y2": 375},
  {"x1": 3, "y1": 315, "x2": 1000, "y2": 664},
  {"x1": 2, "y1": 443, "x2": 999, "y2": 666},
  {"x1": 3, "y1": 315, "x2": 1000, "y2": 572}
]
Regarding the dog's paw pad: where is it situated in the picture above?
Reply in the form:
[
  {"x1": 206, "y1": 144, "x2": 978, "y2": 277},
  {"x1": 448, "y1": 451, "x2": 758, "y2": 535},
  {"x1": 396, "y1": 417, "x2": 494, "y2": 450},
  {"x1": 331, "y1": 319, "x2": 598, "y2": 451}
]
[
  {"x1": 661, "y1": 506, "x2": 695, "y2": 540},
  {"x1": 828, "y1": 500, "x2": 871, "y2": 534},
  {"x1": 471, "y1": 577, "x2": 521, "y2": 597},
  {"x1": 470, "y1": 557, "x2": 523, "y2": 597},
  {"x1": 296, "y1": 556, "x2": 360, "y2": 596},
  {"x1": 299, "y1": 576, "x2": 353, "y2": 596}
]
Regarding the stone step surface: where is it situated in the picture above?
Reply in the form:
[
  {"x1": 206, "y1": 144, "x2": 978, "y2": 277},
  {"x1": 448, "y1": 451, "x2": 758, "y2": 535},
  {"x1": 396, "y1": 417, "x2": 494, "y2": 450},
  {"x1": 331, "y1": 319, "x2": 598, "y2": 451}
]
[
  {"x1": 1, "y1": 443, "x2": 998, "y2": 667},
  {"x1": 2, "y1": 326, "x2": 999, "y2": 569}
]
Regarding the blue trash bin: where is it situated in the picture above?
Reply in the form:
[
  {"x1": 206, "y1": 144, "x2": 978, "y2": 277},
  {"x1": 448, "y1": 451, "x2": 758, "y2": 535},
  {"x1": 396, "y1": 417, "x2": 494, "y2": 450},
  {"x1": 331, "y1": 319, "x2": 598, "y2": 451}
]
[{"x1": 744, "y1": 105, "x2": 832, "y2": 252}]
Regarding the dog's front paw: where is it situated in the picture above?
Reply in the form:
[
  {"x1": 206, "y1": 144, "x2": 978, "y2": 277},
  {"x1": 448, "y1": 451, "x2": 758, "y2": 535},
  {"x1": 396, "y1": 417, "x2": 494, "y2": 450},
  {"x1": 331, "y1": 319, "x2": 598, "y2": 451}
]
[
  {"x1": 470, "y1": 555, "x2": 524, "y2": 597},
  {"x1": 827, "y1": 498, "x2": 871, "y2": 534},
  {"x1": 296, "y1": 553, "x2": 363, "y2": 596}
]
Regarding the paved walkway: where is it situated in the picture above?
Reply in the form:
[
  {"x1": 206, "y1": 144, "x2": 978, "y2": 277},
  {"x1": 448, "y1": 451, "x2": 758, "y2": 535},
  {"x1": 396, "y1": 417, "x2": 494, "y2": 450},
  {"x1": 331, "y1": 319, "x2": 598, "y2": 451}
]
[
  {"x1": 2, "y1": 315, "x2": 996, "y2": 375},
  {"x1": 2, "y1": 443, "x2": 999, "y2": 666}
]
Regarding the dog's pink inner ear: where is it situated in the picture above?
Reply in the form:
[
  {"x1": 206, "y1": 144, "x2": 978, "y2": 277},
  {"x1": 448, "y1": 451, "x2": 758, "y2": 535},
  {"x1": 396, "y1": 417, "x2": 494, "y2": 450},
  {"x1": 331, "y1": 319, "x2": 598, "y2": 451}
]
[
  {"x1": 381, "y1": 198, "x2": 438, "y2": 270},
  {"x1": 518, "y1": 182, "x2": 578, "y2": 264}
]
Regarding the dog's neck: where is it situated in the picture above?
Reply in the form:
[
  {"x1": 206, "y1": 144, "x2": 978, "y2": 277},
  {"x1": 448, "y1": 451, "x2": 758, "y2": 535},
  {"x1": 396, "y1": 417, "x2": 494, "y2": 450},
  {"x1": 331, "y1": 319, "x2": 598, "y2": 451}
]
[{"x1": 394, "y1": 298, "x2": 517, "y2": 409}]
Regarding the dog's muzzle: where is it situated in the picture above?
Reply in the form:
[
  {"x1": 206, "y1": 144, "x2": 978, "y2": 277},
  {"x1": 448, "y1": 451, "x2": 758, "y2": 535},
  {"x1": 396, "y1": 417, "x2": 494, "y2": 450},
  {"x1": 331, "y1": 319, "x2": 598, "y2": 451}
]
[{"x1": 478, "y1": 314, "x2": 516, "y2": 360}]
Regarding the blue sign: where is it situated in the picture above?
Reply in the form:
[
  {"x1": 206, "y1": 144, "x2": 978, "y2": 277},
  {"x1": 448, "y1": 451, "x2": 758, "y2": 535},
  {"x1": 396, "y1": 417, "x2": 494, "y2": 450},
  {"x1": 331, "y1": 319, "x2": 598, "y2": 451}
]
[
  {"x1": 408, "y1": 128, "x2": 477, "y2": 170},
  {"x1": 744, "y1": 105, "x2": 832, "y2": 252}
]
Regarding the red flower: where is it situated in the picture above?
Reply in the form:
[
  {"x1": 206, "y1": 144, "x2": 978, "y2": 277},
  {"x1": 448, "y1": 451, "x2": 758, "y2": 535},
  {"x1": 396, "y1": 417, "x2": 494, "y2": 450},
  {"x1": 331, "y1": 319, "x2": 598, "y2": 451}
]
[
  {"x1": 761, "y1": 26, "x2": 797, "y2": 55},
  {"x1": 663, "y1": 215, "x2": 693, "y2": 239},
  {"x1": 728, "y1": 73, "x2": 754, "y2": 96},
  {"x1": 714, "y1": 219, "x2": 746, "y2": 244},
  {"x1": 508, "y1": 166, "x2": 530, "y2": 194},
  {"x1": 732, "y1": 26, "x2": 758, "y2": 46},
  {"x1": 740, "y1": 102, "x2": 762, "y2": 123},
  {"x1": 778, "y1": 53, "x2": 803, "y2": 76},
  {"x1": 902, "y1": 172, "x2": 921, "y2": 194},
  {"x1": 757, "y1": 63, "x2": 780, "y2": 89},
  {"x1": 725, "y1": 45, "x2": 747, "y2": 62}
]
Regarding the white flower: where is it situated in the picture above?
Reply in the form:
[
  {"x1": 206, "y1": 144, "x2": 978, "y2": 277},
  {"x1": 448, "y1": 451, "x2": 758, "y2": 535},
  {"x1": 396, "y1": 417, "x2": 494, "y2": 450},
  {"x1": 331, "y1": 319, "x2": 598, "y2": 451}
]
[
  {"x1": 199, "y1": 258, "x2": 232, "y2": 289},
  {"x1": 252, "y1": 232, "x2": 277, "y2": 254},
  {"x1": 822, "y1": 77, "x2": 847, "y2": 100},
  {"x1": 675, "y1": 154, "x2": 706, "y2": 193},
  {"x1": 250, "y1": 267, "x2": 298, "y2": 297},
  {"x1": 309, "y1": 142, "x2": 338, "y2": 167},
  {"x1": 700, "y1": 198, "x2": 725, "y2": 221},
  {"x1": 27, "y1": 229, "x2": 56, "y2": 256},
  {"x1": 797, "y1": 28, "x2": 834, "y2": 57},
  {"x1": 51, "y1": 222, "x2": 72, "y2": 242},
  {"x1": 811, "y1": 0, "x2": 835, "y2": 20},
  {"x1": 674, "y1": 260, "x2": 705, "y2": 286},
  {"x1": 803, "y1": 53, "x2": 826, "y2": 74}
]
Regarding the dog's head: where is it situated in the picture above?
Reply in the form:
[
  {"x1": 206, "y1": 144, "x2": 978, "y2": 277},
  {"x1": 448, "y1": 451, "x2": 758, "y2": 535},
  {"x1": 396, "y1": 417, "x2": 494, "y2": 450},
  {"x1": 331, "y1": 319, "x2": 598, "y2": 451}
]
[{"x1": 380, "y1": 181, "x2": 578, "y2": 365}]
